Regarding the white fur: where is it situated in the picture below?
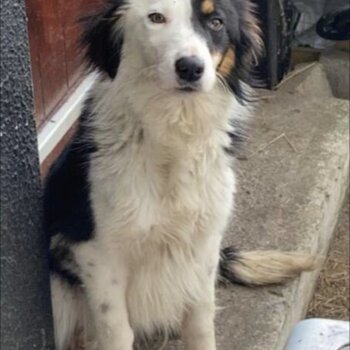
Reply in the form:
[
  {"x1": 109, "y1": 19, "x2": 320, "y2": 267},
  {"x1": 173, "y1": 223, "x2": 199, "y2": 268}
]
[{"x1": 51, "y1": 0, "x2": 250, "y2": 349}]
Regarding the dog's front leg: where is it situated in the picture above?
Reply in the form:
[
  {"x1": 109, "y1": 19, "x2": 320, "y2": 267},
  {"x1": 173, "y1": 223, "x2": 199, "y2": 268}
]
[
  {"x1": 181, "y1": 235, "x2": 222, "y2": 350},
  {"x1": 76, "y1": 243, "x2": 134, "y2": 350},
  {"x1": 182, "y1": 267, "x2": 219, "y2": 348},
  {"x1": 182, "y1": 298, "x2": 217, "y2": 350}
]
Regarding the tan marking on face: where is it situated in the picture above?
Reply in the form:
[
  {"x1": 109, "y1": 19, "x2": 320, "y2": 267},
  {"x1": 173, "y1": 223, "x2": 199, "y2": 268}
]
[
  {"x1": 201, "y1": 0, "x2": 215, "y2": 14},
  {"x1": 217, "y1": 48, "x2": 235, "y2": 77},
  {"x1": 212, "y1": 52, "x2": 223, "y2": 68}
]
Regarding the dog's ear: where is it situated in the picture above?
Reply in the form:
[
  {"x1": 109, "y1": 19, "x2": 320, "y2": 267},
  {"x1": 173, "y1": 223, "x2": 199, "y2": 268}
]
[
  {"x1": 81, "y1": 0, "x2": 127, "y2": 79},
  {"x1": 222, "y1": 1, "x2": 263, "y2": 101},
  {"x1": 235, "y1": 2, "x2": 263, "y2": 77}
]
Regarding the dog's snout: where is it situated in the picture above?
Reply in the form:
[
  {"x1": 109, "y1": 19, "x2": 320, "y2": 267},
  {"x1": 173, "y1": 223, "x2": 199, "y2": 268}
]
[{"x1": 175, "y1": 56, "x2": 204, "y2": 82}]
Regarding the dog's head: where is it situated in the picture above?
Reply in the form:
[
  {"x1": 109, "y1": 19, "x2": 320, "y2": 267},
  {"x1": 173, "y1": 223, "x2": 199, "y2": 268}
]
[{"x1": 82, "y1": 0, "x2": 262, "y2": 100}]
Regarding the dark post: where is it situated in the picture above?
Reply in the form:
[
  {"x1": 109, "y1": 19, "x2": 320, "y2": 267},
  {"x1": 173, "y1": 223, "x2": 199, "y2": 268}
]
[
  {"x1": 253, "y1": 0, "x2": 298, "y2": 88},
  {"x1": 0, "y1": 1, "x2": 55, "y2": 349}
]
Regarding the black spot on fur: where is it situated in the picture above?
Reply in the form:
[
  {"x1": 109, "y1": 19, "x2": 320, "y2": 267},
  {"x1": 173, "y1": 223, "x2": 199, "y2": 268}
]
[
  {"x1": 100, "y1": 302, "x2": 111, "y2": 313},
  {"x1": 49, "y1": 239, "x2": 82, "y2": 286},
  {"x1": 81, "y1": 0, "x2": 126, "y2": 79}
]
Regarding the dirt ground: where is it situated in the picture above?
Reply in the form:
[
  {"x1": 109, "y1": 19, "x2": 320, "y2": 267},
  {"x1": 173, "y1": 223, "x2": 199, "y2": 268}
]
[{"x1": 307, "y1": 195, "x2": 349, "y2": 320}]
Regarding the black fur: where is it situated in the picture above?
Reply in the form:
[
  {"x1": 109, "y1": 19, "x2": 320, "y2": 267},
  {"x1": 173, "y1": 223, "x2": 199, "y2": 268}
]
[
  {"x1": 225, "y1": 0, "x2": 263, "y2": 102},
  {"x1": 219, "y1": 246, "x2": 248, "y2": 286},
  {"x1": 81, "y1": 0, "x2": 126, "y2": 79},
  {"x1": 44, "y1": 99, "x2": 97, "y2": 284},
  {"x1": 44, "y1": 100, "x2": 96, "y2": 243},
  {"x1": 191, "y1": 0, "x2": 260, "y2": 154},
  {"x1": 190, "y1": 0, "x2": 262, "y2": 103},
  {"x1": 46, "y1": 0, "x2": 125, "y2": 285},
  {"x1": 225, "y1": 119, "x2": 248, "y2": 157}
]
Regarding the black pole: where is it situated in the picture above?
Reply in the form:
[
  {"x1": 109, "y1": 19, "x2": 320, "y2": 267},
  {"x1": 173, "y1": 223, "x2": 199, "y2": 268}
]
[{"x1": 0, "y1": 1, "x2": 55, "y2": 349}]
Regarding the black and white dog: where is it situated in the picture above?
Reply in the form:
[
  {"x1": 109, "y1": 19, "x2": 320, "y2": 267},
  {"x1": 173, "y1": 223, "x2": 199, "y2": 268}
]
[{"x1": 44, "y1": 0, "x2": 315, "y2": 349}]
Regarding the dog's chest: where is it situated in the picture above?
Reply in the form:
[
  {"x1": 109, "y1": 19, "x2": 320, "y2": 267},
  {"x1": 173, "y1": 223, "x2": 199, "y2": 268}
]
[{"x1": 92, "y1": 146, "x2": 234, "y2": 242}]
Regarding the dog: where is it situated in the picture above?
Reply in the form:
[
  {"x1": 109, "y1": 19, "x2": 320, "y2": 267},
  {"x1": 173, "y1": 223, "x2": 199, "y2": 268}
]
[{"x1": 44, "y1": 0, "x2": 316, "y2": 349}]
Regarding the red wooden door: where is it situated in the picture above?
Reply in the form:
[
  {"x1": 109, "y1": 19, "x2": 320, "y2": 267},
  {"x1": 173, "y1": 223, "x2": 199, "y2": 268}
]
[{"x1": 26, "y1": 0, "x2": 105, "y2": 129}]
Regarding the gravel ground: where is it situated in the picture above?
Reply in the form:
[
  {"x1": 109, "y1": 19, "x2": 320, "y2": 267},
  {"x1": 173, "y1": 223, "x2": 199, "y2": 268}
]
[{"x1": 307, "y1": 194, "x2": 349, "y2": 320}]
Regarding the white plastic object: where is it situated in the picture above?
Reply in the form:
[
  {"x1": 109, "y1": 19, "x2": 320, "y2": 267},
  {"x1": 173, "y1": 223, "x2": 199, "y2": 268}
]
[{"x1": 285, "y1": 319, "x2": 350, "y2": 350}]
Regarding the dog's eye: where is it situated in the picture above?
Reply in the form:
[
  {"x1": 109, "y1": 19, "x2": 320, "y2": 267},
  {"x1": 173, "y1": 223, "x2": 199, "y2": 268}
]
[
  {"x1": 148, "y1": 13, "x2": 166, "y2": 24},
  {"x1": 208, "y1": 18, "x2": 224, "y2": 31}
]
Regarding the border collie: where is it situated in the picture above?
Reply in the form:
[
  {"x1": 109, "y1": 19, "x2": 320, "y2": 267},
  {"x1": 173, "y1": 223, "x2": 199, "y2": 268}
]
[{"x1": 44, "y1": 1, "x2": 316, "y2": 349}]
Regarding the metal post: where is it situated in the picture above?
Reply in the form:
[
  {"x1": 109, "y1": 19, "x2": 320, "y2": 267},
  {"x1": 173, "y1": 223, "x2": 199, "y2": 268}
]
[{"x1": 0, "y1": 1, "x2": 55, "y2": 348}]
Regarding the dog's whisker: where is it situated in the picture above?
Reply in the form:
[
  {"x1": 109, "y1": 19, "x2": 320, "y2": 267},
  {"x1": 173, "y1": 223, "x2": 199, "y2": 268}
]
[{"x1": 216, "y1": 72, "x2": 231, "y2": 93}]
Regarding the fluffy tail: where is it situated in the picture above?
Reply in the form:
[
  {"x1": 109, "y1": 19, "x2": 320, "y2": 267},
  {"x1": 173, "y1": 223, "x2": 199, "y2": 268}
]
[{"x1": 219, "y1": 247, "x2": 319, "y2": 287}]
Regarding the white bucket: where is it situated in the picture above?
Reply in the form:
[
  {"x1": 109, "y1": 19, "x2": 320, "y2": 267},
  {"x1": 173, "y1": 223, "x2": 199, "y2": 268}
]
[{"x1": 285, "y1": 319, "x2": 350, "y2": 350}]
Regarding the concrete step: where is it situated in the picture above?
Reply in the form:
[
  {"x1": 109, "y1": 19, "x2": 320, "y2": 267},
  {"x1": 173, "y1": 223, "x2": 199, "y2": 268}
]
[
  {"x1": 167, "y1": 66, "x2": 349, "y2": 350},
  {"x1": 320, "y1": 50, "x2": 350, "y2": 100},
  {"x1": 278, "y1": 63, "x2": 333, "y2": 98}
]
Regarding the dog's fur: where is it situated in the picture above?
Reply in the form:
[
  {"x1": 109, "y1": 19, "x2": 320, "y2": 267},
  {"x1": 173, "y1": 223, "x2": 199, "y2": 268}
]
[{"x1": 44, "y1": 1, "x2": 316, "y2": 349}]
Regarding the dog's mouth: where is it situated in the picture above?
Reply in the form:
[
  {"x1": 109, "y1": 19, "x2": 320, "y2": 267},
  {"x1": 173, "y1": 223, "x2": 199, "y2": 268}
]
[
  {"x1": 176, "y1": 82, "x2": 200, "y2": 93},
  {"x1": 177, "y1": 86, "x2": 196, "y2": 92}
]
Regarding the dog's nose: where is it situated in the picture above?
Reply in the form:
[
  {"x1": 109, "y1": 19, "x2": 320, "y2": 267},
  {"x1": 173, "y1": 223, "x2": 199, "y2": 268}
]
[{"x1": 175, "y1": 56, "x2": 204, "y2": 82}]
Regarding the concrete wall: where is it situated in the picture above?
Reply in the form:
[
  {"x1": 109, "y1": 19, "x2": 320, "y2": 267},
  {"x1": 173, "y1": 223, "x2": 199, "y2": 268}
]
[{"x1": 0, "y1": 1, "x2": 55, "y2": 348}]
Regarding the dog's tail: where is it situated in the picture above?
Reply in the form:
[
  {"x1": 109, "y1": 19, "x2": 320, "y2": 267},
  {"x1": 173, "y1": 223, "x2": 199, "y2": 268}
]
[{"x1": 219, "y1": 247, "x2": 319, "y2": 287}]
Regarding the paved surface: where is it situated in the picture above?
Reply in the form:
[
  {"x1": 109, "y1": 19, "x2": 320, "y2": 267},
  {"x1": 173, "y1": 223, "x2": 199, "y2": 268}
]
[{"x1": 167, "y1": 64, "x2": 349, "y2": 350}]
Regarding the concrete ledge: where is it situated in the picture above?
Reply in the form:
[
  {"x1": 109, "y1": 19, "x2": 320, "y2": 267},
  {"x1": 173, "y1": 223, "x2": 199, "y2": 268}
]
[
  {"x1": 219, "y1": 93, "x2": 348, "y2": 350},
  {"x1": 167, "y1": 67, "x2": 349, "y2": 350}
]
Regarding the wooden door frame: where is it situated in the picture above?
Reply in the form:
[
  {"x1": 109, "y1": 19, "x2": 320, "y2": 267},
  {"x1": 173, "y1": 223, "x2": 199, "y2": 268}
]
[{"x1": 38, "y1": 72, "x2": 96, "y2": 176}]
